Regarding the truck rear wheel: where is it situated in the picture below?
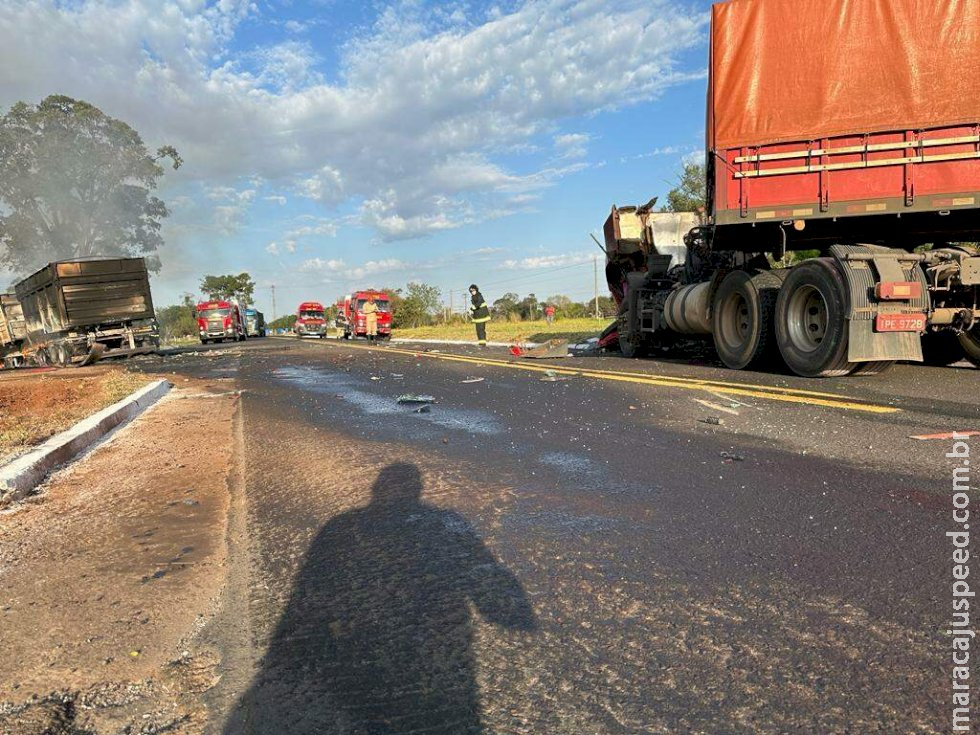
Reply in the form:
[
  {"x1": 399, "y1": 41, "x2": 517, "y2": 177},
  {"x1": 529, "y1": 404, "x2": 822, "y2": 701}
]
[
  {"x1": 775, "y1": 258, "x2": 852, "y2": 378},
  {"x1": 849, "y1": 360, "x2": 894, "y2": 376},
  {"x1": 618, "y1": 326, "x2": 647, "y2": 358},
  {"x1": 958, "y1": 327, "x2": 980, "y2": 367},
  {"x1": 53, "y1": 343, "x2": 70, "y2": 366},
  {"x1": 711, "y1": 270, "x2": 781, "y2": 371}
]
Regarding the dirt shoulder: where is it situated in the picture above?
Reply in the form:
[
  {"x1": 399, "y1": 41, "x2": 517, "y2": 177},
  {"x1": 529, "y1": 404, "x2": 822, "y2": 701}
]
[
  {"x1": 0, "y1": 377, "x2": 239, "y2": 734},
  {"x1": 0, "y1": 366, "x2": 150, "y2": 465}
]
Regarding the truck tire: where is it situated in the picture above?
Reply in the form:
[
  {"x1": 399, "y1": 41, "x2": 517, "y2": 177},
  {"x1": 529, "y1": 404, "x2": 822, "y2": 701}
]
[
  {"x1": 775, "y1": 258, "x2": 853, "y2": 378},
  {"x1": 618, "y1": 327, "x2": 647, "y2": 358},
  {"x1": 958, "y1": 327, "x2": 980, "y2": 367},
  {"x1": 921, "y1": 332, "x2": 965, "y2": 366},
  {"x1": 711, "y1": 270, "x2": 781, "y2": 371},
  {"x1": 849, "y1": 360, "x2": 894, "y2": 376},
  {"x1": 53, "y1": 343, "x2": 70, "y2": 366}
]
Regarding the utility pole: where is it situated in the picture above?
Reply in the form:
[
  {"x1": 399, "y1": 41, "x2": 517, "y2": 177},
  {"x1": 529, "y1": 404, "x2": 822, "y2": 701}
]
[
  {"x1": 593, "y1": 255, "x2": 601, "y2": 319},
  {"x1": 269, "y1": 284, "x2": 277, "y2": 324},
  {"x1": 449, "y1": 289, "x2": 454, "y2": 321}
]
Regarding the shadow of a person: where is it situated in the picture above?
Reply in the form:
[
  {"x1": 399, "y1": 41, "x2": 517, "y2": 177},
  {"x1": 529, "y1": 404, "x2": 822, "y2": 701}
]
[{"x1": 223, "y1": 462, "x2": 536, "y2": 734}]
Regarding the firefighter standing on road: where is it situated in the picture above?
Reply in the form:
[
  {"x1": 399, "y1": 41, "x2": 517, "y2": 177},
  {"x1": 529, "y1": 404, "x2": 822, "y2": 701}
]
[
  {"x1": 468, "y1": 284, "x2": 490, "y2": 347},
  {"x1": 363, "y1": 295, "x2": 379, "y2": 341}
]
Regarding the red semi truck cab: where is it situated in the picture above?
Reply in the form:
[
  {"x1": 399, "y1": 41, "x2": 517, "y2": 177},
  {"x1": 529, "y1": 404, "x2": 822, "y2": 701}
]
[
  {"x1": 197, "y1": 300, "x2": 246, "y2": 344},
  {"x1": 295, "y1": 301, "x2": 327, "y2": 338},
  {"x1": 340, "y1": 290, "x2": 392, "y2": 340}
]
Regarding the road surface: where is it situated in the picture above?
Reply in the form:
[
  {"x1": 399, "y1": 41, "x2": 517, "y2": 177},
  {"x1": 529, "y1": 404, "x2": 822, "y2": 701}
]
[
  {"x1": 3, "y1": 337, "x2": 965, "y2": 732},
  {"x1": 127, "y1": 336, "x2": 970, "y2": 734}
]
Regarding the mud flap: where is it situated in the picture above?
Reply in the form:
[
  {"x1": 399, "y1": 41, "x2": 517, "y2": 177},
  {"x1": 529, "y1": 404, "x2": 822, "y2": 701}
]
[{"x1": 831, "y1": 245, "x2": 927, "y2": 362}]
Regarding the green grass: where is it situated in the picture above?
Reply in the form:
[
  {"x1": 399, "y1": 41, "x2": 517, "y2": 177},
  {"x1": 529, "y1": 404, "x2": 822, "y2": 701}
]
[{"x1": 395, "y1": 317, "x2": 613, "y2": 344}]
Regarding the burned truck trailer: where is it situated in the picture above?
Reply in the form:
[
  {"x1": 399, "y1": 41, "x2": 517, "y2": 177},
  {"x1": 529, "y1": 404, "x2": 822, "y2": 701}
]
[
  {"x1": 1, "y1": 258, "x2": 159, "y2": 367},
  {"x1": 613, "y1": 0, "x2": 980, "y2": 377}
]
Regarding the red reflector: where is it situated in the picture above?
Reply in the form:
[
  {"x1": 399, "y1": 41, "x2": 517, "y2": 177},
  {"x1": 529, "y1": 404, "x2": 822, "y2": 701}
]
[
  {"x1": 876, "y1": 281, "x2": 922, "y2": 300},
  {"x1": 875, "y1": 313, "x2": 926, "y2": 332}
]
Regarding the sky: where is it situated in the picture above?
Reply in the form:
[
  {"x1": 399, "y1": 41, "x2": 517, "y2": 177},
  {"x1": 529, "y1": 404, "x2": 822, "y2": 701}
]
[{"x1": 0, "y1": 0, "x2": 714, "y2": 319}]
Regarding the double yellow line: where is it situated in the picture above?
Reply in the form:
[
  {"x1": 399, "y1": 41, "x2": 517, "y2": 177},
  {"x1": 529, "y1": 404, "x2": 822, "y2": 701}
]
[{"x1": 317, "y1": 341, "x2": 899, "y2": 414}]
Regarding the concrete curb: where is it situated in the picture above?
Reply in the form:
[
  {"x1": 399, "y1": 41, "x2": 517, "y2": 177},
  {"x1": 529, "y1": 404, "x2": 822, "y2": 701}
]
[{"x1": 0, "y1": 378, "x2": 172, "y2": 504}]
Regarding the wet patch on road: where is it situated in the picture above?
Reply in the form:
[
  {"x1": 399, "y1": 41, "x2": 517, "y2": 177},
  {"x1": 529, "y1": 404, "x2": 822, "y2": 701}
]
[
  {"x1": 272, "y1": 365, "x2": 504, "y2": 437},
  {"x1": 538, "y1": 451, "x2": 604, "y2": 479}
]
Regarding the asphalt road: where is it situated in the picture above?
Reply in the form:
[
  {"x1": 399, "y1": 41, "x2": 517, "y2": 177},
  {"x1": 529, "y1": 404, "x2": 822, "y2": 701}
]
[{"x1": 147, "y1": 337, "x2": 977, "y2": 734}]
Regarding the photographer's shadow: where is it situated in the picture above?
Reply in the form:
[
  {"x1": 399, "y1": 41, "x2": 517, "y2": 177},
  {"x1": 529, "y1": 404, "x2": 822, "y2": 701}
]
[{"x1": 224, "y1": 462, "x2": 536, "y2": 734}]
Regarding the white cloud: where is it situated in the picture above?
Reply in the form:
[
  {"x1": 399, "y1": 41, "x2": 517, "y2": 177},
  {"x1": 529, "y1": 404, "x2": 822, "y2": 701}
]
[
  {"x1": 501, "y1": 252, "x2": 594, "y2": 269},
  {"x1": 264, "y1": 195, "x2": 287, "y2": 205},
  {"x1": 286, "y1": 220, "x2": 338, "y2": 239},
  {"x1": 203, "y1": 185, "x2": 256, "y2": 235},
  {"x1": 0, "y1": 0, "x2": 707, "y2": 240},
  {"x1": 554, "y1": 132, "x2": 590, "y2": 159},
  {"x1": 300, "y1": 256, "x2": 411, "y2": 281}
]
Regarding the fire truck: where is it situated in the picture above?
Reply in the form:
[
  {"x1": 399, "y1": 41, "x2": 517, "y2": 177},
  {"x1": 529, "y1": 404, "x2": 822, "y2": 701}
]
[
  {"x1": 196, "y1": 299, "x2": 247, "y2": 344},
  {"x1": 338, "y1": 290, "x2": 392, "y2": 340},
  {"x1": 295, "y1": 301, "x2": 328, "y2": 338}
]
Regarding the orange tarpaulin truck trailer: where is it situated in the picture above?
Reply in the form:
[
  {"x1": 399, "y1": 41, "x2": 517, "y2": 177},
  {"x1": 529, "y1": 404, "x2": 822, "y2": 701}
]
[
  {"x1": 708, "y1": 0, "x2": 980, "y2": 248},
  {"x1": 610, "y1": 0, "x2": 980, "y2": 377}
]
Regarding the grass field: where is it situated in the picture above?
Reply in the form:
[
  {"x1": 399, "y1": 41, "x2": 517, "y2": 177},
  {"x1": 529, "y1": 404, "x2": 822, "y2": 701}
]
[{"x1": 395, "y1": 317, "x2": 613, "y2": 344}]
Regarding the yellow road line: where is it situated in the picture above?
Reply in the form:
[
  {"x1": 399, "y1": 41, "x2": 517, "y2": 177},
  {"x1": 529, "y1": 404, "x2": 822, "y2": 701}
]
[{"x1": 314, "y1": 341, "x2": 900, "y2": 414}]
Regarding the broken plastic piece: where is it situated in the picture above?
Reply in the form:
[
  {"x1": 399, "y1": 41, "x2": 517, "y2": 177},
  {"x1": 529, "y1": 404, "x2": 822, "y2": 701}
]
[
  {"x1": 397, "y1": 394, "x2": 436, "y2": 404},
  {"x1": 699, "y1": 416, "x2": 723, "y2": 426}
]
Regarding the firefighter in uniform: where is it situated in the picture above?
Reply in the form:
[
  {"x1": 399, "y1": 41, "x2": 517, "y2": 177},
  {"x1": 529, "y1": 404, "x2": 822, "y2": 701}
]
[
  {"x1": 363, "y1": 295, "x2": 379, "y2": 341},
  {"x1": 468, "y1": 284, "x2": 490, "y2": 346}
]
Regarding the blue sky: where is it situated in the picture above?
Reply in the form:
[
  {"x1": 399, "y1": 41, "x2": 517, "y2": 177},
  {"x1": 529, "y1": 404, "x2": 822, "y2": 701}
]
[{"x1": 0, "y1": 0, "x2": 715, "y2": 318}]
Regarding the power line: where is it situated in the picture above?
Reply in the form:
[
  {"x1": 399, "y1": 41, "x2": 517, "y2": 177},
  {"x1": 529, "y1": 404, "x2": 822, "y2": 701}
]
[{"x1": 471, "y1": 260, "x2": 594, "y2": 291}]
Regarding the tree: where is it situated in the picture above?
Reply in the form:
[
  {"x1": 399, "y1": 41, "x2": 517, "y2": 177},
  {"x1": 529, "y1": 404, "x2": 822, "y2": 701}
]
[
  {"x1": 268, "y1": 314, "x2": 297, "y2": 331},
  {"x1": 519, "y1": 293, "x2": 539, "y2": 320},
  {"x1": 394, "y1": 282, "x2": 441, "y2": 328},
  {"x1": 156, "y1": 293, "x2": 198, "y2": 342},
  {"x1": 661, "y1": 161, "x2": 706, "y2": 221},
  {"x1": 200, "y1": 273, "x2": 256, "y2": 304},
  {"x1": 0, "y1": 95, "x2": 181, "y2": 274},
  {"x1": 492, "y1": 292, "x2": 520, "y2": 320}
]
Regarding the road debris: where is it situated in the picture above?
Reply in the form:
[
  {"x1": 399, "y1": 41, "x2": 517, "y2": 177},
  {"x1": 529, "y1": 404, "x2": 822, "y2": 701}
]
[
  {"x1": 705, "y1": 390, "x2": 757, "y2": 409},
  {"x1": 397, "y1": 394, "x2": 436, "y2": 404},
  {"x1": 511, "y1": 339, "x2": 570, "y2": 359},
  {"x1": 699, "y1": 416, "x2": 724, "y2": 426},
  {"x1": 910, "y1": 430, "x2": 980, "y2": 440},
  {"x1": 461, "y1": 377, "x2": 485, "y2": 384},
  {"x1": 540, "y1": 370, "x2": 569, "y2": 382},
  {"x1": 694, "y1": 398, "x2": 740, "y2": 416},
  {"x1": 720, "y1": 451, "x2": 745, "y2": 462},
  {"x1": 414, "y1": 406, "x2": 431, "y2": 414}
]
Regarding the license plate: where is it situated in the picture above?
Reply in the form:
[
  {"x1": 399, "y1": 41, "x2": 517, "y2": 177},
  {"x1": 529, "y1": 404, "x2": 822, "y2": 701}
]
[{"x1": 875, "y1": 313, "x2": 926, "y2": 332}]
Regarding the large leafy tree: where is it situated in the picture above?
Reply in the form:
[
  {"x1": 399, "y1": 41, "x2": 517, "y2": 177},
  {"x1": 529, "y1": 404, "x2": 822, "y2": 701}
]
[
  {"x1": 661, "y1": 161, "x2": 706, "y2": 220},
  {"x1": 200, "y1": 273, "x2": 256, "y2": 304},
  {"x1": 0, "y1": 95, "x2": 181, "y2": 274},
  {"x1": 394, "y1": 282, "x2": 441, "y2": 328}
]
